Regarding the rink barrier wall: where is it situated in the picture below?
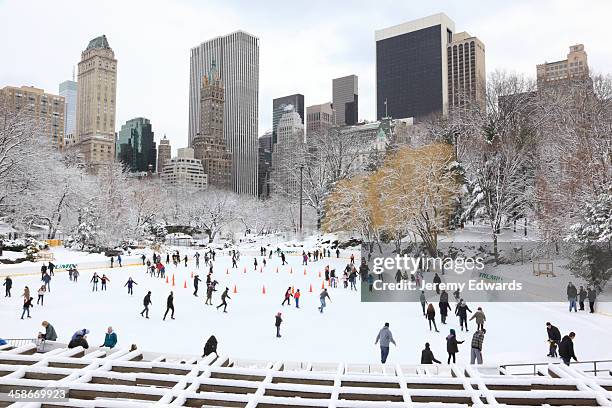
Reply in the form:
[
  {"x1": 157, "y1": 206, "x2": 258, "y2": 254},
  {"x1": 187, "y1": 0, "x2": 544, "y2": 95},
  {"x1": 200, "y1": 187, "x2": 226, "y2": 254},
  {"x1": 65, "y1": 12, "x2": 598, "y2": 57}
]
[
  {"x1": 0, "y1": 256, "x2": 143, "y2": 278},
  {"x1": 0, "y1": 343, "x2": 611, "y2": 407}
]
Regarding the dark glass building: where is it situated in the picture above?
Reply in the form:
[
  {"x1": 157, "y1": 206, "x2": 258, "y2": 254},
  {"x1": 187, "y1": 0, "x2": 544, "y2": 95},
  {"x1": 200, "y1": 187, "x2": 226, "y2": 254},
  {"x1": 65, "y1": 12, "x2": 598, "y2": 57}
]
[
  {"x1": 375, "y1": 13, "x2": 455, "y2": 120},
  {"x1": 272, "y1": 94, "x2": 304, "y2": 145},
  {"x1": 116, "y1": 117, "x2": 157, "y2": 173}
]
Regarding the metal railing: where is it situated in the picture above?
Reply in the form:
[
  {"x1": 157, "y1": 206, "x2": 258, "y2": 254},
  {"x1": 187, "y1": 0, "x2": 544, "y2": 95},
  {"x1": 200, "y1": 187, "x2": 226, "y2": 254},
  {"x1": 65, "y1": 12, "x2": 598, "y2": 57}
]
[{"x1": 501, "y1": 359, "x2": 612, "y2": 377}]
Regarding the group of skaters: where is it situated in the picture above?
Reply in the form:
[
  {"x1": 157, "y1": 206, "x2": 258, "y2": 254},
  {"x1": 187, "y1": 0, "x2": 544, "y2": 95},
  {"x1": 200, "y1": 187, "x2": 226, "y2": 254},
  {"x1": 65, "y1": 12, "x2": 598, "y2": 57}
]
[
  {"x1": 546, "y1": 322, "x2": 579, "y2": 365},
  {"x1": 566, "y1": 282, "x2": 598, "y2": 313}
]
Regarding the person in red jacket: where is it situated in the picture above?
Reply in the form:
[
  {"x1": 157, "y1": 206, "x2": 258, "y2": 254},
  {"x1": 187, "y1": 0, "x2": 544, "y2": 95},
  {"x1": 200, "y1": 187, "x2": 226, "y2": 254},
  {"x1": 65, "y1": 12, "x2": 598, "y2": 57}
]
[
  {"x1": 281, "y1": 287, "x2": 292, "y2": 306},
  {"x1": 294, "y1": 289, "x2": 301, "y2": 308}
]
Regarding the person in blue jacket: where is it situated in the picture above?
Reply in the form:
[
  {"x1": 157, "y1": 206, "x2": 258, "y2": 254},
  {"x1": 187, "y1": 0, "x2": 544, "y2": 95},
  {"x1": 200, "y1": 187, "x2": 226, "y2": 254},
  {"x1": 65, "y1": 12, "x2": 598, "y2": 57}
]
[{"x1": 101, "y1": 326, "x2": 117, "y2": 348}]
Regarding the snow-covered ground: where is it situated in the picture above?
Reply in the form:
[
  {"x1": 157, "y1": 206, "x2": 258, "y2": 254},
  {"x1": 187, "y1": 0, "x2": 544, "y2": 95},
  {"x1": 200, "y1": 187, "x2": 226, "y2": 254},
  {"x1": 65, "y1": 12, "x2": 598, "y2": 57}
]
[{"x1": 1, "y1": 237, "x2": 611, "y2": 366}]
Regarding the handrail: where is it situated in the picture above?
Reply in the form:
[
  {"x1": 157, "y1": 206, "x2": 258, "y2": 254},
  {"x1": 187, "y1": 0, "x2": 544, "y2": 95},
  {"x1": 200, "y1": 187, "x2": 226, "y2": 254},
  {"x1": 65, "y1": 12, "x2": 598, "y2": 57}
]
[{"x1": 500, "y1": 359, "x2": 612, "y2": 377}]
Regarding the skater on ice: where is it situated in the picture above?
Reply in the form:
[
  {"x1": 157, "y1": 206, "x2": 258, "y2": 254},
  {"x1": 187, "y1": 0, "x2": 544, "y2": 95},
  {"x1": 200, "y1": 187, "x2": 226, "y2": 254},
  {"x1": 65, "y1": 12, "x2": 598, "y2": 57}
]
[
  {"x1": 421, "y1": 342, "x2": 441, "y2": 364},
  {"x1": 374, "y1": 322, "x2": 396, "y2": 364}
]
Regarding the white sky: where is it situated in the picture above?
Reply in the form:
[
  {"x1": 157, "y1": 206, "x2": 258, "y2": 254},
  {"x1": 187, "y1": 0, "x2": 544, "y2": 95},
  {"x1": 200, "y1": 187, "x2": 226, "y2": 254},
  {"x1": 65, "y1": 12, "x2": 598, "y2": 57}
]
[{"x1": 2, "y1": 0, "x2": 611, "y2": 154}]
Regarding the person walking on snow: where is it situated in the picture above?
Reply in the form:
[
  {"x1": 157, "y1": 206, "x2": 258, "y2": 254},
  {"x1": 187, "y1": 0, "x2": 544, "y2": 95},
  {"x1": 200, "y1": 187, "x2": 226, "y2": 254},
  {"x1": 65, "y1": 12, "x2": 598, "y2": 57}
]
[
  {"x1": 3, "y1": 276, "x2": 12, "y2": 297},
  {"x1": 426, "y1": 303, "x2": 439, "y2": 332},
  {"x1": 455, "y1": 299, "x2": 472, "y2": 331},
  {"x1": 446, "y1": 328, "x2": 464, "y2": 364},
  {"x1": 439, "y1": 290, "x2": 451, "y2": 324},
  {"x1": 110, "y1": 257, "x2": 114, "y2": 268},
  {"x1": 587, "y1": 287, "x2": 596, "y2": 313},
  {"x1": 42, "y1": 272, "x2": 51, "y2": 292},
  {"x1": 163, "y1": 291, "x2": 175, "y2": 320},
  {"x1": 141, "y1": 291, "x2": 152, "y2": 318},
  {"x1": 567, "y1": 282, "x2": 578, "y2": 312},
  {"x1": 318, "y1": 288, "x2": 331, "y2": 313},
  {"x1": 117, "y1": 255, "x2": 122, "y2": 267},
  {"x1": 37, "y1": 285, "x2": 46, "y2": 306},
  {"x1": 280, "y1": 252, "x2": 287, "y2": 265},
  {"x1": 433, "y1": 273, "x2": 442, "y2": 295},
  {"x1": 281, "y1": 287, "x2": 293, "y2": 306},
  {"x1": 294, "y1": 289, "x2": 301, "y2": 308},
  {"x1": 21, "y1": 295, "x2": 34, "y2": 319},
  {"x1": 419, "y1": 291, "x2": 427, "y2": 316},
  {"x1": 48, "y1": 262, "x2": 55, "y2": 276},
  {"x1": 275, "y1": 312, "x2": 283, "y2": 337},
  {"x1": 421, "y1": 343, "x2": 441, "y2": 364},
  {"x1": 216, "y1": 287, "x2": 231, "y2": 312},
  {"x1": 470, "y1": 307, "x2": 486, "y2": 331},
  {"x1": 254, "y1": 257, "x2": 258, "y2": 271},
  {"x1": 470, "y1": 328, "x2": 486, "y2": 364},
  {"x1": 124, "y1": 277, "x2": 138, "y2": 295},
  {"x1": 375, "y1": 322, "x2": 396, "y2": 364},
  {"x1": 193, "y1": 274, "x2": 201, "y2": 296},
  {"x1": 578, "y1": 285, "x2": 587, "y2": 311},
  {"x1": 90, "y1": 273, "x2": 100, "y2": 292},
  {"x1": 336, "y1": 248, "x2": 340, "y2": 258},
  {"x1": 101, "y1": 274, "x2": 110, "y2": 291},
  {"x1": 559, "y1": 332, "x2": 577, "y2": 366},
  {"x1": 184, "y1": 255, "x2": 188, "y2": 267}
]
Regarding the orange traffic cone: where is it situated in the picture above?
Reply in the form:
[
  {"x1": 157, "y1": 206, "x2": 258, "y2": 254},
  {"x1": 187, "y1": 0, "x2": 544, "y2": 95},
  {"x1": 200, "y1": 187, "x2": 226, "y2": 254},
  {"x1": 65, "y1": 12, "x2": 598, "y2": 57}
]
[
  {"x1": 304, "y1": 268, "x2": 307, "y2": 275},
  {"x1": 172, "y1": 275, "x2": 175, "y2": 286},
  {"x1": 291, "y1": 287, "x2": 295, "y2": 295},
  {"x1": 262, "y1": 285, "x2": 266, "y2": 294},
  {"x1": 243, "y1": 266, "x2": 246, "y2": 273},
  {"x1": 318, "y1": 271, "x2": 321, "y2": 278},
  {"x1": 166, "y1": 275, "x2": 169, "y2": 283},
  {"x1": 260, "y1": 266, "x2": 263, "y2": 273},
  {"x1": 321, "y1": 281, "x2": 325, "y2": 289},
  {"x1": 276, "y1": 267, "x2": 279, "y2": 273},
  {"x1": 226, "y1": 268, "x2": 229, "y2": 275},
  {"x1": 183, "y1": 280, "x2": 187, "y2": 289},
  {"x1": 233, "y1": 284, "x2": 237, "y2": 294},
  {"x1": 290, "y1": 267, "x2": 293, "y2": 274},
  {"x1": 190, "y1": 271, "x2": 193, "y2": 278},
  {"x1": 309, "y1": 284, "x2": 313, "y2": 292}
]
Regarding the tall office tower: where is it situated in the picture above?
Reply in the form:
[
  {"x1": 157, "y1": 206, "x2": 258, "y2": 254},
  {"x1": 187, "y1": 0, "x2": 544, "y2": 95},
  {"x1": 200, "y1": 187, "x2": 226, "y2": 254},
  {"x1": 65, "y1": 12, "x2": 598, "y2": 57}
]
[
  {"x1": 116, "y1": 117, "x2": 157, "y2": 173},
  {"x1": 258, "y1": 130, "x2": 273, "y2": 198},
  {"x1": 189, "y1": 30, "x2": 259, "y2": 195},
  {"x1": 75, "y1": 35, "x2": 118, "y2": 168},
  {"x1": 536, "y1": 44, "x2": 589, "y2": 87},
  {"x1": 332, "y1": 75, "x2": 358, "y2": 125},
  {"x1": 375, "y1": 13, "x2": 455, "y2": 120},
  {"x1": 306, "y1": 102, "x2": 335, "y2": 141},
  {"x1": 272, "y1": 94, "x2": 304, "y2": 144},
  {"x1": 193, "y1": 61, "x2": 232, "y2": 190},
  {"x1": 161, "y1": 147, "x2": 208, "y2": 190},
  {"x1": 157, "y1": 135, "x2": 171, "y2": 173},
  {"x1": 447, "y1": 32, "x2": 486, "y2": 110},
  {"x1": 59, "y1": 80, "x2": 77, "y2": 141},
  {"x1": 1, "y1": 85, "x2": 65, "y2": 148},
  {"x1": 271, "y1": 108, "x2": 305, "y2": 197}
]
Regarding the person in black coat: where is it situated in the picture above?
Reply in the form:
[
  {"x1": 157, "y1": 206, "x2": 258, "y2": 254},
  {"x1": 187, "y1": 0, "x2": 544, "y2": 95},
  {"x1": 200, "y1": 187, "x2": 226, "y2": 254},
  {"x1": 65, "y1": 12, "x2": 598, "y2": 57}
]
[
  {"x1": 578, "y1": 286, "x2": 587, "y2": 311},
  {"x1": 433, "y1": 273, "x2": 442, "y2": 294},
  {"x1": 202, "y1": 335, "x2": 218, "y2": 357},
  {"x1": 141, "y1": 291, "x2": 152, "y2": 318},
  {"x1": 163, "y1": 291, "x2": 175, "y2": 320},
  {"x1": 193, "y1": 275, "x2": 201, "y2": 296},
  {"x1": 275, "y1": 312, "x2": 283, "y2": 337},
  {"x1": 455, "y1": 299, "x2": 472, "y2": 331},
  {"x1": 587, "y1": 288, "x2": 596, "y2": 313},
  {"x1": 558, "y1": 332, "x2": 577, "y2": 366},
  {"x1": 421, "y1": 342, "x2": 441, "y2": 364},
  {"x1": 446, "y1": 328, "x2": 464, "y2": 364},
  {"x1": 546, "y1": 322, "x2": 561, "y2": 357},
  {"x1": 3, "y1": 276, "x2": 12, "y2": 297}
]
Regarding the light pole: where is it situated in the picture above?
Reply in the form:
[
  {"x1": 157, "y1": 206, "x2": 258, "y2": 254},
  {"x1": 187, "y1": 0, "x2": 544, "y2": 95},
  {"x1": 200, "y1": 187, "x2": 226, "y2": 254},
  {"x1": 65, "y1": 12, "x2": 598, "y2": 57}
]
[{"x1": 299, "y1": 164, "x2": 303, "y2": 234}]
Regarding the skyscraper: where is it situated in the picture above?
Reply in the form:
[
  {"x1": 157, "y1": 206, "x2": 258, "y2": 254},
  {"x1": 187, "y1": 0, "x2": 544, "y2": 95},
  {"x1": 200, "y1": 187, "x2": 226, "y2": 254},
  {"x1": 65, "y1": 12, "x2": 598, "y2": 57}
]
[
  {"x1": 116, "y1": 117, "x2": 156, "y2": 173},
  {"x1": 1, "y1": 85, "x2": 65, "y2": 149},
  {"x1": 189, "y1": 30, "x2": 259, "y2": 195},
  {"x1": 258, "y1": 130, "x2": 273, "y2": 198},
  {"x1": 59, "y1": 80, "x2": 77, "y2": 140},
  {"x1": 306, "y1": 102, "x2": 335, "y2": 141},
  {"x1": 332, "y1": 75, "x2": 358, "y2": 126},
  {"x1": 375, "y1": 13, "x2": 455, "y2": 120},
  {"x1": 272, "y1": 94, "x2": 304, "y2": 144},
  {"x1": 157, "y1": 135, "x2": 171, "y2": 173},
  {"x1": 193, "y1": 61, "x2": 232, "y2": 190},
  {"x1": 161, "y1": 147, "x2": 208, "y2": 190},
  {"x1": 75, "y1": 35, "x2": 117, "y2": 168},
  {"x1": 271, "y1": 108, "x2": 305, "y2": 198},
  {"x1": 447, "y1": 32, "x2": 486, "y2": 110},
  {"x1": 536, "y1": 44, "x2": 589, "y2": 87}
]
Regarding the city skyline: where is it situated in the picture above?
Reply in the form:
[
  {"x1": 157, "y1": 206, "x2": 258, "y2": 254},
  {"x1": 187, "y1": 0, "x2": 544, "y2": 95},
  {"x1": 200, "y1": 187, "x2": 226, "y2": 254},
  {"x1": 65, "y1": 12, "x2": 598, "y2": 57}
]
[{"x1": 1, "y1": 0, "x2": 611, "y2": 154}]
